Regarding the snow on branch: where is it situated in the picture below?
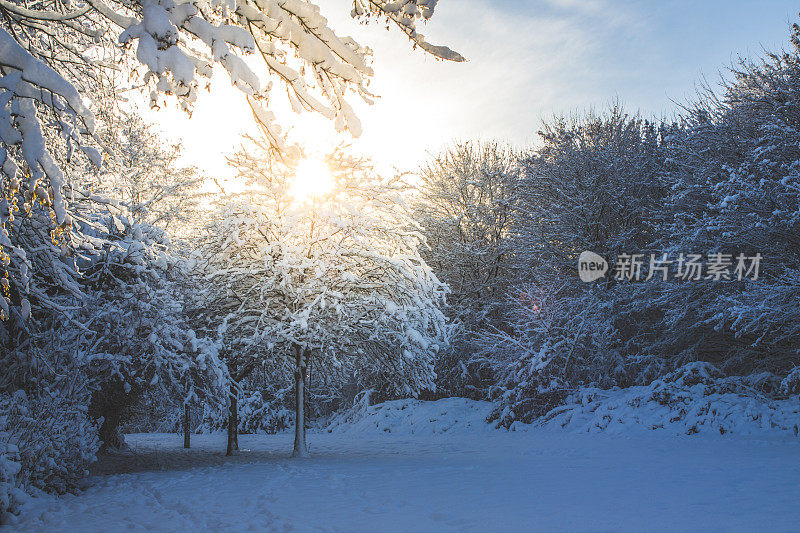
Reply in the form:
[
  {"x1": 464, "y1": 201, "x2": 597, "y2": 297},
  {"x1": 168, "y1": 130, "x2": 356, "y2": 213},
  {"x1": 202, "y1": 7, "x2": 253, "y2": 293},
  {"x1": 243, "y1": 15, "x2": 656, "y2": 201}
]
[
  {"x1": 0, "y1": 0, "x2": 460, "y2": 322},
  {"x1": 352, "y1": 0, "x2": 465, "y2": 62},
  {"x1": 199, "y1": 145, "x2": 449, "y2": 397}
]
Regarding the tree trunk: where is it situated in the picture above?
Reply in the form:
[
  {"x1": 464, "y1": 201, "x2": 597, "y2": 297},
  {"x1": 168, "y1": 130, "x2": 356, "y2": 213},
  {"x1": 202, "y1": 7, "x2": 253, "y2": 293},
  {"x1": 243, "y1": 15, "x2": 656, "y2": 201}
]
[
  {"x1": 98, "y1": 421, "x2": 128, "y2": 452},
  {"x1": 89, "y1": 378, "x2": 138, "y2": 453},
  {"x1": 292, "y1": 345, "x2": 309, "y2": 458},
  {"x1": 183, "y1": 404, "x2": 191, "y2": 449},
  {"x1": 226, "y1": 383, "x2": 239, "y2": 456}
]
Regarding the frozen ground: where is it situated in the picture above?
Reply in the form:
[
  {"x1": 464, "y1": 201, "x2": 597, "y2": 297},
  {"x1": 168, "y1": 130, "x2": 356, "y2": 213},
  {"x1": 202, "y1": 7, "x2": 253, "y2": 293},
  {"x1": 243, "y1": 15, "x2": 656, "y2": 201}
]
[{"x1": 7, "y1": 398, "x2": 800, "y2": 532}]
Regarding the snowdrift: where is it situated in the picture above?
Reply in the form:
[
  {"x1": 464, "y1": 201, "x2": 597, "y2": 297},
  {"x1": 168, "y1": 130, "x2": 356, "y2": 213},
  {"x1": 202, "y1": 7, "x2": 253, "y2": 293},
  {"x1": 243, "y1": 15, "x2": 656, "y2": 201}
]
[
  {"x1": 536, "y1": 363, "x2": 800, "y2": 436},
  {"x1": 326, "y1": 364, "x2": 800, "y2": 439},
  {"x1": 324, "y1": 396, "x2": 496, "y2": 436}
]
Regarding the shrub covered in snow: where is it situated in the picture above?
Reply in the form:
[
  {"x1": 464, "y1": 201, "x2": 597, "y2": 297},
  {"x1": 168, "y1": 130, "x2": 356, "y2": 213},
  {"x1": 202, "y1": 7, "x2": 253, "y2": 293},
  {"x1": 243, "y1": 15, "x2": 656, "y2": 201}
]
[
  {"x1": 0, "y1": 435, "x2": 23, "y2": 523},
  {"x1": 780, "y1": 367, "x2": 800, "y2": 397},
  {"x1": 0, "y1": 389, "x2": 98, "y2": 521},
  {"x1": 3, "y1": 390, "x2": 98, "y2": 492},
  {"x1": 234, "y1": 391, "x2": 292, "y2": 434}
]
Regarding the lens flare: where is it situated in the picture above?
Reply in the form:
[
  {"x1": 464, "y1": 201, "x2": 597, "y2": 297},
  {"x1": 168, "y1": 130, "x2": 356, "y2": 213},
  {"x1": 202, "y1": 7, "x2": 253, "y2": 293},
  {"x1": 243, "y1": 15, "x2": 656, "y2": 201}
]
[{"x1": 291, "y1": 158, "x2": 334, "y2": 201}]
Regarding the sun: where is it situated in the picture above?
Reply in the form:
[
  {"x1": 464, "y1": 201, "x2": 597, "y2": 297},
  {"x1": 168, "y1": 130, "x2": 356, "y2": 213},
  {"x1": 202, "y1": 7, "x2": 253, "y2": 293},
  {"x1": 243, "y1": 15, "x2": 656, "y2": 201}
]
[{"x1": 291, "y1": 157, "x2": 334, "y2": 201}]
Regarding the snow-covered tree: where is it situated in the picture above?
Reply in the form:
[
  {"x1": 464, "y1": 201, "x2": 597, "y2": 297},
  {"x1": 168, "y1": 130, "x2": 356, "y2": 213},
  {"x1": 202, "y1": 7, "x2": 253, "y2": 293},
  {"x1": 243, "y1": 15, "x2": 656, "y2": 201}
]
[
  {"x1": 514, "y1": 105, "x2": 668, "y2": 271},
  {"x1": 644, "y1": 22, "x2": 800, "y2": 376},
  {"x1": 470, "y1": 106, "x2": 671, "y2": 424},
  {"x1": 200, "y1": 141, "x2": 448, "y2": 457},
  {"x1": 0, "y1": 0, "x2": 462, "y2": 330},
  {"x1": 415, "y1": 142, "x2": 520, "y2": 397},
  {"x1": 77, "y1": 218, "x2": 229, "y2": 448},
  {"x1": 96, "y1": 113, "x2": 205, "y2": 230}
]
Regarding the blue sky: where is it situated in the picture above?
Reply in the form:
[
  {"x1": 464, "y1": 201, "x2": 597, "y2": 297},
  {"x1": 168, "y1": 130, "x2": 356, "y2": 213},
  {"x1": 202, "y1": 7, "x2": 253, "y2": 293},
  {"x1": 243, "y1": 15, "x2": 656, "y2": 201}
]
[
  {"x1": 156, "y1": 0, "x2": 800, "y2": 177},
  {"x1": 390, "y1": 0, "x2": 800, "y2": 145},
  {"x1": 511, "y1": 0, "x2": 800, "y2": 115}
]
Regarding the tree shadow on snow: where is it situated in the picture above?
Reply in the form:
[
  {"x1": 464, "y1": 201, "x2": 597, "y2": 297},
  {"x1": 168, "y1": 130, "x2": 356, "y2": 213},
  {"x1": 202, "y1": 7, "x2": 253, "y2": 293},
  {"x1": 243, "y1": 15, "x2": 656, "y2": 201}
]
[{"x1": 90, "y1": 439, "x2": 285, "y2": 476}]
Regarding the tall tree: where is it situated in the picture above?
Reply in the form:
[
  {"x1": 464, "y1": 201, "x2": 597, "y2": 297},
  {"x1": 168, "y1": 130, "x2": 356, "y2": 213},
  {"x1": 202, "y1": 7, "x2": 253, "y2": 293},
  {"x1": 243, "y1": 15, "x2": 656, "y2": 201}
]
[
  {"x1": 648, "y1": 22, "x2": 800, "y2": 376},
  {"x1": 481, "y1": 106, "x2": 670, "y2": 424},
  {"x1": 415, "y1": 142, "x2": 520, "y2": 397},
  {"x1": 200, "y1": 141, "x2": 449, "y2": 457}
]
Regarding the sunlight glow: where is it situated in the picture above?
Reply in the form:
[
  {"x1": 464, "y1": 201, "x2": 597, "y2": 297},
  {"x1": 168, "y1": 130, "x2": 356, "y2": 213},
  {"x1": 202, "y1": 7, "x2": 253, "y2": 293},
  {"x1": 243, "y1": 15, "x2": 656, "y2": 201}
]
[{"x1": 291, "y1": 158, "x2": 335, "y2": 201}]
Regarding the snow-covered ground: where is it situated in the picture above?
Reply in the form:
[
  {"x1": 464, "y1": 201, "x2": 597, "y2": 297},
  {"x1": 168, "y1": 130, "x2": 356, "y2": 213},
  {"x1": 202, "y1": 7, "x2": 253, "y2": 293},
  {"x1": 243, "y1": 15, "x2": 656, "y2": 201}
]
[{"x1": 7, "y1": 398, "x2": 800, "y2": 532}]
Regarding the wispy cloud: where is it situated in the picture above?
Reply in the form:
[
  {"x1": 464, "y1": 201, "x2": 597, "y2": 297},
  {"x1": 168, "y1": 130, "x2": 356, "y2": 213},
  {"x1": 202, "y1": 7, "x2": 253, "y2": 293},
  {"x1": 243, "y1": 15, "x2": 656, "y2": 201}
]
[{"x1": 339, "y1": 0, "x2": 644, "y2": 166}]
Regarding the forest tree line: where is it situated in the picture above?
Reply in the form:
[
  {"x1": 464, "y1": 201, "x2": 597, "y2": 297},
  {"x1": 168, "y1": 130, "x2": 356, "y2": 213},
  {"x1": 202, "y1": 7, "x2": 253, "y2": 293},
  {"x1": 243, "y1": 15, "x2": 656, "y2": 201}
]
[{"x1": 424, "y1": 33, "x2": 800, "y2": 421}]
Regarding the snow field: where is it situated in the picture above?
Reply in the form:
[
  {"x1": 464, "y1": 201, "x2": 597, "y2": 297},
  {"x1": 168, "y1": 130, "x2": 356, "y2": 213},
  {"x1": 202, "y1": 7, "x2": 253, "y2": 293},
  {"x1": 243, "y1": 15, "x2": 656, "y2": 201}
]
[{"x1": 7, "y1": 398, "x2": 800, "y2": 532}]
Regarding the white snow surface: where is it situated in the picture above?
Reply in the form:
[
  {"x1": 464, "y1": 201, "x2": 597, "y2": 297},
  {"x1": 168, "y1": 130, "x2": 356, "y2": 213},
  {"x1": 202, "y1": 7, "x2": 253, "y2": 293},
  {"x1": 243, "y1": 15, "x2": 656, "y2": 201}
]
[{"x1": 7, "y1": 397, "x2": 800, "y2": 532}]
